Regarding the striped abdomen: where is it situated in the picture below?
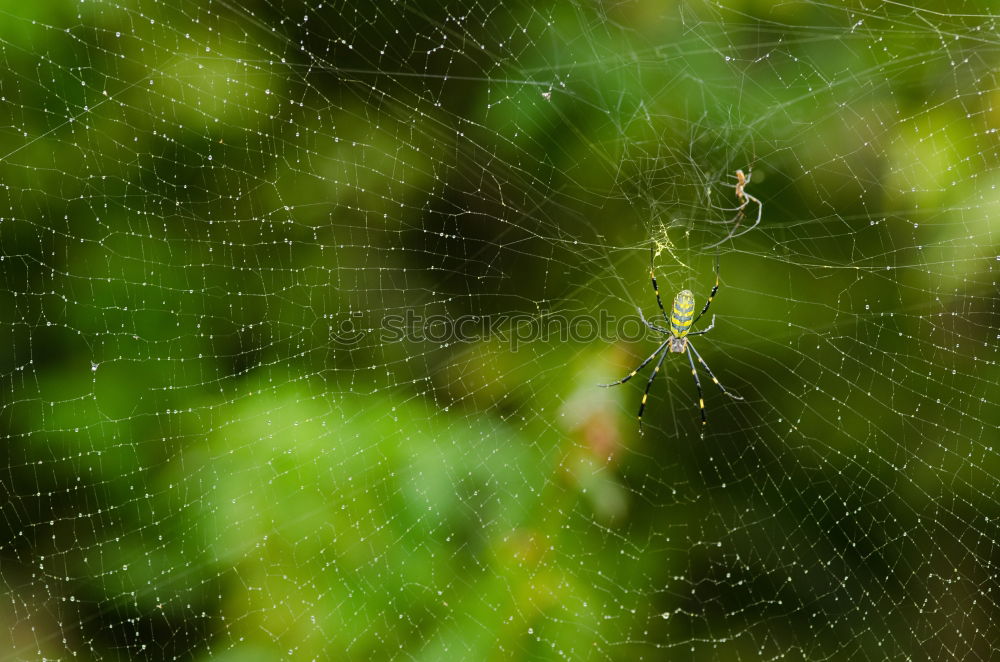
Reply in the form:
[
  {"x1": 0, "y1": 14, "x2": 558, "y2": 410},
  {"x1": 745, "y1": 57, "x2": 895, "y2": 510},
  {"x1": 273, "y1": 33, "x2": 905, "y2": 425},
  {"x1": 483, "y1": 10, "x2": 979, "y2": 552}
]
[{"x1": 670, "y1": 289, "x2": 696, "y2": 338}]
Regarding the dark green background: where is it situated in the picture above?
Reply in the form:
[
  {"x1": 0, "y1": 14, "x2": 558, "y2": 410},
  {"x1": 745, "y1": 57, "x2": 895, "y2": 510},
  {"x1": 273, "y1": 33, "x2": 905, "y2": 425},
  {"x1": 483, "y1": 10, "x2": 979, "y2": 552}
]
[{"x1": 1, "y1": 1, "x2": 998, "y2": 660}]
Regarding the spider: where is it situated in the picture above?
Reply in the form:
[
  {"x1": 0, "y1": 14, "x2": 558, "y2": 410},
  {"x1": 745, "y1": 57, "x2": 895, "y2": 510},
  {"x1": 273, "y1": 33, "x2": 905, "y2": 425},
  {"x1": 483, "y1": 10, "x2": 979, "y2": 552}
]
[
  {"x1": 706, "y1": 168, "x2": 762, "y2": 249},
  {"x1": 600, "y1": 248, "x2": 743, "y2": 432}
]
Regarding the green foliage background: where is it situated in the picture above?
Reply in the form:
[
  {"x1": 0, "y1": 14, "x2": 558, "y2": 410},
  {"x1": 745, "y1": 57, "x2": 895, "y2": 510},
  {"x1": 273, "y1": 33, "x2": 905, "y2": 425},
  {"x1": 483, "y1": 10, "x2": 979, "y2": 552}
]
[{"x1": 1, "y1": 1, "x2": 998, "y2": 660}]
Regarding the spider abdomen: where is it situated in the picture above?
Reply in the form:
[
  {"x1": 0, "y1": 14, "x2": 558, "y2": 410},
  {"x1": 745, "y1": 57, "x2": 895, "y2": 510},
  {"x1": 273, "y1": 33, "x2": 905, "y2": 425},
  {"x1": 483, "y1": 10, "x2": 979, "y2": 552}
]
[{"x1": 670, "y1": 289, "x2": 696, "y2": 338}]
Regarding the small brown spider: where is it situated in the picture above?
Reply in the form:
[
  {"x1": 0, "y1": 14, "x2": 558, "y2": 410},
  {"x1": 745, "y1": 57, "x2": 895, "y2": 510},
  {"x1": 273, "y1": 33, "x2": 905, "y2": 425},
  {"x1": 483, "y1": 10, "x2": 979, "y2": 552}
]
[{"x1": 707, "y1": 168, "x2": 762, "y2": 248}]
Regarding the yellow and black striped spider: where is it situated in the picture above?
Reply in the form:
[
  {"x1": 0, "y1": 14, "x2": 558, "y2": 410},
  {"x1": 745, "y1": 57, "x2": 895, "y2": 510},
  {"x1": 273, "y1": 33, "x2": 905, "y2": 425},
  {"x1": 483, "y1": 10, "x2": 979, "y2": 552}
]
[{"x1": 600, "y1": 249, "x2": 742, "y2": 432}]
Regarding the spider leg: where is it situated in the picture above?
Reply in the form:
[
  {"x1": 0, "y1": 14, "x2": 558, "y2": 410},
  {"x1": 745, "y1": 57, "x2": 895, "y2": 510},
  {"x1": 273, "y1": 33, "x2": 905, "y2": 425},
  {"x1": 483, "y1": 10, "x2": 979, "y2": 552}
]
[
  {"x1": 649, "y1": 246, "x2": 671, "y2": 325},
  {"x1": 638, "y1": 306, "x2": 670, "y2": 334},
  {"x1": 706, "y1": 166, "x2": 761, "y2": 248},
  {"x1": 705, "y1": 178, "x2": 747, "y2": 223},
  {"x1": 708, "y1": 201, "x2": 749, "y2": 213},
  {"x1": 684, "y1": 343, "x2": 707, "y2": 425},
  {"x1": 707, "y1": 191, "x2": 761, "y2": 249},
  {"x1": 691, "y1": 254, "x2": 719, "y2": 327},
  {"x1": 687, "y1": 340, "x2": 743, "y2": 400},
  {"x1": 637, "y1": 345, "x2": 671, "y2": 434},
  {"x1": 721, "y1": 193, "x2": 762, "y2": 242},
  {"x1": 687, "y1": 314, "x2": 715, "y2": 336},
  {"x1": 705, "y1": 213, "x2": 746, "y2": 249},
  {"x1": 598, "y1": 339, "x2": 670, "y2": 387}
]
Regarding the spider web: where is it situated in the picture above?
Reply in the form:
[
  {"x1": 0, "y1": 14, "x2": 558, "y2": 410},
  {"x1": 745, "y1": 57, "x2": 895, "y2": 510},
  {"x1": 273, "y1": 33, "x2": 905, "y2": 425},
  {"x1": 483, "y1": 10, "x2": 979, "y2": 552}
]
[{"x1": 1, "y1": 1, "x2": 998, "y2": 659}]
